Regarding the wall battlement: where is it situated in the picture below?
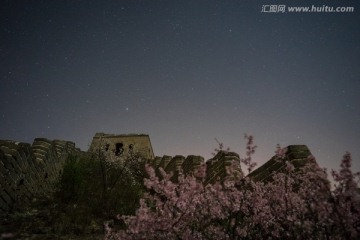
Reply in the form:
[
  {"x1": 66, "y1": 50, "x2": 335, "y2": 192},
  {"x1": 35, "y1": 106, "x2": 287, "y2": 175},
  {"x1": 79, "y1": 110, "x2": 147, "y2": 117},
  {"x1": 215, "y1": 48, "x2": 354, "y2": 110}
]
[
  {"x1": 0, "y1": 134, "x2": 314, "y2": 214},
  {"x1": 89, "y1": 133, "x2": 155, "y2": 159},
  {"x1": 147, "y1": 145, "x2": 313, "y2": 184},
  {"x1": 248, "y1": 145, "x2": 313, "y2": 182},
  {"x1": 0, "y1": 139, "x2": 78, "y2": 213}
]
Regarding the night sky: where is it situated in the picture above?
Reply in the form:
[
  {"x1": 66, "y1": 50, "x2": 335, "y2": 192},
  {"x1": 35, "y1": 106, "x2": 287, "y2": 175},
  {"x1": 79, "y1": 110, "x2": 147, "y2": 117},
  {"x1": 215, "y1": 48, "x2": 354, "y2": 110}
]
[{"x1": 1, "y1": 0, "x2": 359, "y2": 173}]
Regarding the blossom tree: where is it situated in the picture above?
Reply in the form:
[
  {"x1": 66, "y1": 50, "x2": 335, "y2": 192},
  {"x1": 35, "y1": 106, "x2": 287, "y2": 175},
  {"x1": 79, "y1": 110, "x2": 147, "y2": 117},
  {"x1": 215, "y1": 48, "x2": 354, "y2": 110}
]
[{"x1": 105, "y1": 136, "x2": 360, "y2": 239}]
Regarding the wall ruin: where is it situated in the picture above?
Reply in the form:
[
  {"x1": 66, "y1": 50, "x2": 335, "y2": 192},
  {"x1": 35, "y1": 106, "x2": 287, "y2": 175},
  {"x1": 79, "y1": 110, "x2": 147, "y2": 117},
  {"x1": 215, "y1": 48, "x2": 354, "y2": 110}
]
[
  {"x1": 0, "y1": 133, "x2": 314, "y2": 214},
  {"x1": 248, "y1": 145, "x2": 313, "y2": 182},
  {"x1": 89, "y1": 133, "x2": 155, "y2": 159},
  {"x1": 0, "y1": 138, "x2": 78, "y2": 213}
]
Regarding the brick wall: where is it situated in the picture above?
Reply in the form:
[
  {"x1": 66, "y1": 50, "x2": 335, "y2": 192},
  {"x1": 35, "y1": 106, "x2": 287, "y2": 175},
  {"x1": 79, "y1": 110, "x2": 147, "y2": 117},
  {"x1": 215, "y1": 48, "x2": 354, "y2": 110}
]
[
  {"x1": 1, "y1": 134, "x2": 314, "y2": 214},
  {"x1": 248, "y1": 145, "x2": 313, "y2": 182},
  {"x1": 0, "y1": 138, "x2": 78, "y2": 213}
]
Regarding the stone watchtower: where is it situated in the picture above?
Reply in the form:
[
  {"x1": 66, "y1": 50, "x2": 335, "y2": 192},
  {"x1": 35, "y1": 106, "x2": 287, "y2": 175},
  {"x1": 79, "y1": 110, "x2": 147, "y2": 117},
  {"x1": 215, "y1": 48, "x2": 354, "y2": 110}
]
[{"x1": 88, "y1": 133, "x2": 155, "y2": 159}]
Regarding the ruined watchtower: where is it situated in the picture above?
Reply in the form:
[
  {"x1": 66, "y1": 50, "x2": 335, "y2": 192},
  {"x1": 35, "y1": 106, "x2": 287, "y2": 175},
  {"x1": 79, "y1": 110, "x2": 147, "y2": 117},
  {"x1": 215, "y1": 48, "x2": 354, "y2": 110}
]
[{"x1": 88, "y1": 133, "x2": 155, "y2": 159}]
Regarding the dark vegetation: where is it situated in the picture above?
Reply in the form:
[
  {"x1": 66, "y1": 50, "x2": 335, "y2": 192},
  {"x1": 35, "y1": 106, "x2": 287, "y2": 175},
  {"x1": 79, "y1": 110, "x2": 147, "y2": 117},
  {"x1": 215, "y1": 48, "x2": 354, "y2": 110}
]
[
  {"x1": 1, "y1": 137, "x2": 359, "y2": 239},
  {"x1": 1, "y1": 149, "x2": 146, "y2": 239},
  {"x1": 54, "y1": 152, "x2": 145, "y2": 233}
]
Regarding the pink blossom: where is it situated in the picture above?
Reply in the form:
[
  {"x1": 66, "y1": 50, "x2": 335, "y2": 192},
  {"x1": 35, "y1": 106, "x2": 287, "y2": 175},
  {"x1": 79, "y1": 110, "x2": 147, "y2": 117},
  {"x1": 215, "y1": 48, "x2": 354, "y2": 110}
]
[{"x1": 105, "y1": 142, "x2": 360, "y2": 239}]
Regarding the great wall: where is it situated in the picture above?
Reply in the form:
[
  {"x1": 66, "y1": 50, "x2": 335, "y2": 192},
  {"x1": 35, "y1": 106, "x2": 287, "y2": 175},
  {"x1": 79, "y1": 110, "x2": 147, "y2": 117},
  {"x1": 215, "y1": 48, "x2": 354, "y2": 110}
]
[
  {"x1": 0, "y1": 133, "x2": 313, "y2": 214},
  {"x1": 0, "y1": 138, "x2": 79, "y2": 213}
]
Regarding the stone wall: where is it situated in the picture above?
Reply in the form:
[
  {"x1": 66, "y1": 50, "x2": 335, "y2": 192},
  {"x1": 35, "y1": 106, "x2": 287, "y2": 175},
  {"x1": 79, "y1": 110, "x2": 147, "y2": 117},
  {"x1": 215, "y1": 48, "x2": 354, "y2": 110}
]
[
  {"x1": 149, "y1": 145, "x2": 313, "y2": 184},
  {"x1": 148, "y1": 155, "x2": 205, "y2": 181},
  {"x1": 248, "y1": 145, "x2": 313, "y2": 182},
  {"x1": 1, "y1": 133, "x2": 314, "y2": 214},
  {"x1": 147, "y1": 151, "x2": 242, "y2": 183},
  {"x1": 89, "y1": 133, "x2": 155, "y2": 159},
  {"x1": 0, "y1": 138, "x2": 78, "y2": 213},
  {"x1": 205, "y1": 151, "x2": 242, "y2": 184}
]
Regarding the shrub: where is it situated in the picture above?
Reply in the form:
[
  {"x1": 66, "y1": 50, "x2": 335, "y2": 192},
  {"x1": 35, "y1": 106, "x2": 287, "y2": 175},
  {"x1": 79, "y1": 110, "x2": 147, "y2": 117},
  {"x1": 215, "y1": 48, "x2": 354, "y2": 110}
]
[
  {"x1": 54, "y1": 144, "x2": 146, "y2": 234},
  {"x1": 105, "y1": 136, "x2": 360, "y2": 239}
]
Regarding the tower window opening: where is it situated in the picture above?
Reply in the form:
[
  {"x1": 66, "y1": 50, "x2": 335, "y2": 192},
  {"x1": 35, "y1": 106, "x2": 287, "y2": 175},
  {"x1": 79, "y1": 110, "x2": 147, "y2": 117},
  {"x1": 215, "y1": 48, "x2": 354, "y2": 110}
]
[
  {"x1": 105, "y1": 143, "x2": 110, "y2": 152},
  {"x1": 115, "y1": 143, "x2": 124, "y2": 156}
]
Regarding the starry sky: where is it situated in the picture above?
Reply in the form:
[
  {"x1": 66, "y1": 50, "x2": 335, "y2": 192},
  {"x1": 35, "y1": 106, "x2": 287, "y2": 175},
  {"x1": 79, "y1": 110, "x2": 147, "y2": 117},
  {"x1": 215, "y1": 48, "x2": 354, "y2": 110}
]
[{"x1": 1, "y1": 0, "x2": 359, "y2": 173}]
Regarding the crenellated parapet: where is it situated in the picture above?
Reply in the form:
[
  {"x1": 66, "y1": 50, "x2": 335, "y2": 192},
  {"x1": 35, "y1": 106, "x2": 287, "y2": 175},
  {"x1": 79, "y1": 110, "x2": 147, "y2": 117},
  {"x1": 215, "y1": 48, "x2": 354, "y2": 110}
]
[
  {"x1": 248, "y1": 145, "x2": 313, "y2": 182},
  {"x1": 1, "y1": 132, "x2": 316, "y2": 215},
  {"x1": 0, "y1": 141, "x2": 36, "y2": 212},
  {"x1": 148, "y1": 151, "x2": 242, "y2": 183},
  {"x1": 165, "y1": 155, "x2": 186, "y2": 173},
  {"x1": 89, "y1": 133, "x2": 154, "y2": 159},
  {"x1": 205, "y1": 151, "x2": 242, "y2": 184},
  {"x1": 150, "y1": 146, "x2": 314, "y2": 185},
  {"x1": 182, "y1": 155, "x2": 204, "y2": 175},
  {"x1": 0, "y1": 138, "x2": 78, "y2": 213},
  {"x1": 147, "y1": 154, "x2": 205, "y2": 181},
  {"x1": 158, "y1": 155, "x2": 172, "y2": 171}
]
